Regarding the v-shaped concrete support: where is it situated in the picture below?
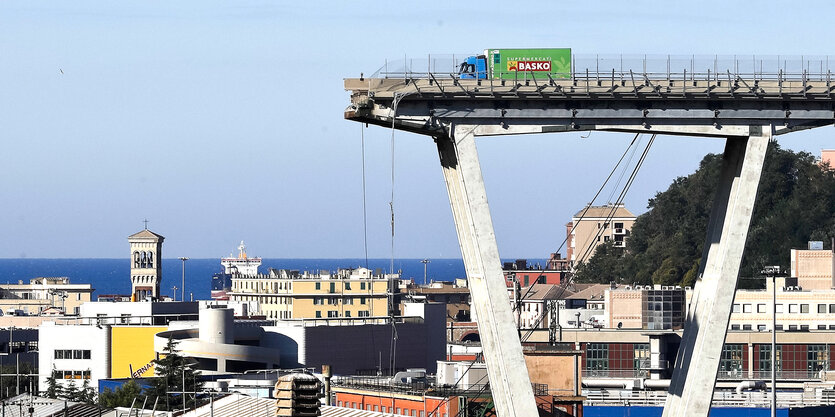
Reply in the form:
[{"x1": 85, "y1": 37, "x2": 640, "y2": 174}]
[
  {"x1": 664, "y1": 126, "x2": 771, "y2": 417},
  {"x1": 435, "y1": 124, "x2": 538, "y2": 417}
]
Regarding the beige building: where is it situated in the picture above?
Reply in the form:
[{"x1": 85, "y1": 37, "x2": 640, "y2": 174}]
[
  {"x1": 730, "y1": 276, "x2": 835, "y2": 332},
  {"x1": 129, "y1": 228, "x2": 164, "y2": 300},
  {"x1": 0, "y1": 277, "x2": 93, "y2": 316},
  {"x1": 790, "y1": 248, "x2": 834, "y2": 290},
  {"x1": 230, "y1": 267, "x2": 396, "y2": 320},
  {"x1": 566, "y1": 203, "x2": 636, "y2": 264},
  {"x1": 606, "y1": 285, "x2": 688, "y2": 330}
]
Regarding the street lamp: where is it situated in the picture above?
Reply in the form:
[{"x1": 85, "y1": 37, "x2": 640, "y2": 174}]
[
  {"x1": 420, "y1": 259, "x2": 430, "y2": 283},
  {"x1": 178, "y1": 257, "x2": 189, "y2": 302},
  {"x1": 761, "y1": 265, "x2": 784, "y2": 417}
]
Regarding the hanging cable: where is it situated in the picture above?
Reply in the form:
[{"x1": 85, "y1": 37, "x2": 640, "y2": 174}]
[
  {"x1": 607, "y1": 134, "x2": 642, "y2": 204},
  {"x1": 513, "y1": 133, "x2": 642, "y2": 311},
  {"x1": 361, "y1": 124, "x2": 370, "y2": 270},
  {"x1": 522, "y1": 134, "x2": 657, "y2": 341}
]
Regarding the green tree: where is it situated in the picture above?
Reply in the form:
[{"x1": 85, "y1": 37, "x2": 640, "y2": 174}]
[
  {"x1": 574, "y1": 142, "x2": 835, "y2": 288},
  {"x1": 79, "y1": 374, "x2": 96, "y2": 404},
  {"x1": 44, "y1": 366, "x2": 59, "y2": 399},
  {"x1": 146, "y1": 337, "x2": 204, "y2": 411},
  {"x1": 63, "y1": 379, "x2": 80, "y2": 402},
  {"x1": 98, "y1": 379, "x2": 144, "y2": 409}
]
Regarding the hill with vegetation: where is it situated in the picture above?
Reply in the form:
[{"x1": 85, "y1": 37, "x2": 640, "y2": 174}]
[{"x1": 573, "y1": 142, "x2": 835, "y2": 288}]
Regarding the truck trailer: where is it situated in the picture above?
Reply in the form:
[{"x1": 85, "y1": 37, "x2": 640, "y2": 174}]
[{"x1": 458, "y1": 48, "x2": 572, "y2": 80}]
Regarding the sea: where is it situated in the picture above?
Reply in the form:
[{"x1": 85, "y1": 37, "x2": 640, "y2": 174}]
[{"x1": 0, "y1": 258, "x2": 546, "y2": 301}]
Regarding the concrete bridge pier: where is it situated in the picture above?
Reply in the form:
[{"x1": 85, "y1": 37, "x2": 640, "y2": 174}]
[
  {"x1": 663, "y1": 125, "x2": 772, "y2": 417},
  {"x1": 435, "y1": 124, "x2": 539, "y2": 417}
]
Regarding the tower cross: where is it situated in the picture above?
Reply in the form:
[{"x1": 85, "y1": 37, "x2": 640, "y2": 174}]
[{"x1": 143, "y1": 219, "x2": 149, "y2": 230}]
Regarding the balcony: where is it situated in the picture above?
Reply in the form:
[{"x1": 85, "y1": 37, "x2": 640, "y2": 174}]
[
  {"x1": 613, "y1": 241, "x2": 626, "y2": 248},
  {"x1": 614, "y1": 228, "x2": 626, "y2": 235}
]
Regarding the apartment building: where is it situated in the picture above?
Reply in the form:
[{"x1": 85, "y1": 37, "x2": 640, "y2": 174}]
[
  {"x1": 230, "y1": 267, "x2": 396, "y2": 320},
  {"x1": 566, "y1": 204, "x2": 636, "y2": 264},
  {"x1": 0, "y1": 277, "x2": 93, "y2": 316}
]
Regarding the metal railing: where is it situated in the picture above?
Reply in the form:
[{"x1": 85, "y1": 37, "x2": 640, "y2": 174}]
[
  {"x1": 370, "y1": 54, "x2": 835, "y2": 81},
  {"x1": 332, "y1": 377, "x2": 548, "y2": 397},
  {"x1": 582, "y1": 369, "x2": 648, "y2": 379},
  {"x1": 583, "y1": 389, "x2": 835, "y2": 407}
]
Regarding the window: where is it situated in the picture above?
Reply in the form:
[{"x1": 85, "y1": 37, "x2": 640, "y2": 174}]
[
  {"x1": 586, "y1": 343, "x2": 609, "y2": 371},
  {"x1": 732, "y1": 304, "x2": 740, "y2": 313},
  {"x1": 743, "y1": 324, "x2": 752, "y2": 331},
  {"x1": 329, "y1": 283, "x2": 335, "y2": 293},
  {"x1": 800, "y1": 325, "x2": 809, "y2": 331},
  {"x1": 743, "y1": 304, "x2": 752, "y2": 313},
  {"x1": 776, "y1": 304, "x2": 783, "y2": 313},
  {"x1": 345, "y1": 311, "x2": 351, "y2": 318},
  {"x1": 360, "y1": 297, "x2": 366, "y2": 305},
  {"x1": 358, "y1": 311, "x2": 370, "y2": 317},
  {"x1": 634, "y1": 343, "x2": 649, "y2": 370},
  {"x1": 758, "y1": 324, "x2": 767, "y2": 331},
  {"x1": 345, "y1": 282, "x2": 351, "y2": 290},
  {"x1": 818, "y1": 304, "x2": 827, "y2": 314},
  {"x1": 327, "y1": 311, "x2": 338, "y2": 318},
  {"x1": 818, "y1": 325, "x2": 827, "y2": 330},
  {"x1": 788, "y1": 304, "x2": 798, "y2": 314},
  {"x1": 801, "y1": 304, "x2": 809, "y2": 314},
  {"x1": 830, "y1": 304, "x2": 835, "y2": 314},
  {"x1": 809, "y1": 345, "x2": 827, "y2": 375},
  {"x1": 730, "y1": 324, "x2": 740, "y2": 330},
  {"x1": 10, "y1": 342, "x2": 25, "y2": 354},
  {"x1": 775, "y1": 324, "x2": 783, "y2": 330},
  {"x1": 27, "y1": 341, "x2": 37, "y2": 352},
  {"x1": 759, "y1": 344, "x2": 776, "y2": 372},
  {"x1": 757, "y1": 304, "x2": 766, "y2": 313},
  {"x1": 327, "y1": 298, "x2": 338, "y2": 305},
  {"x1": 718, "y1": 344, "x2": 744, "y2": 378},
  {"x1": 344, "y1": 298, "x2": 353, "y2": 305},
  {"x1": 360, "y1": 282, "x2": 366, "y2": 290},
  {"x1": 315, "y1": 282, "x2": 321, "y2": 290},
  {"x1": 789, "y1": 325, "x2": 798, "y2": 331},
  {"x1": 315, "y1": 311, "x2": 321, "y2": 318}
]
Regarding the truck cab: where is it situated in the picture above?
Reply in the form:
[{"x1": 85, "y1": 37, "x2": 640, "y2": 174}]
[{"x1": 458, "y1": 55, "x2": 487, "y2": 79}]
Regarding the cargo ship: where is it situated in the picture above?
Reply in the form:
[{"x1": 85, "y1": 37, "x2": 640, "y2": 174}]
[{"x1": 211, "y1": 241, "x2": 261, "y2": 300}]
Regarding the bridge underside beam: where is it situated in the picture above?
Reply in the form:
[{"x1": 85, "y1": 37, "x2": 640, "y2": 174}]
[
  {"x1": 663, "y1": 126, "x2": 771, "y2": 417},
  {"x1": 435, "y1": 124, "x2": 538, "y2": 417}
]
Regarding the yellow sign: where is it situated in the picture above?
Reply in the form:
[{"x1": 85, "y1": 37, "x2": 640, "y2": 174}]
[{"x1": 111, "y1": 326, "x2": 167, "y2": 378}]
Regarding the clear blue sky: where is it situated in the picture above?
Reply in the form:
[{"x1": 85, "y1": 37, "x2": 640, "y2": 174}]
[{"x1": 1, "y1": 1, "x2": 833, "y2": 259}]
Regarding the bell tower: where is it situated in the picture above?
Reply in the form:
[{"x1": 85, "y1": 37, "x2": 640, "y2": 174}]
[{"x1": 128, "y1": 224, "x2": 164, "y2": 301}]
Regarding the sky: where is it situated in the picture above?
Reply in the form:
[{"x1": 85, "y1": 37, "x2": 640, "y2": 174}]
[{"x1": 1, "y1": 1, "x2": 834, "y2": 259}]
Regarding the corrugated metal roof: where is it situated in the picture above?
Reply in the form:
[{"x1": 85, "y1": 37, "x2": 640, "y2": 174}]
[{"x1": 182, "y1": 394, "x2": 389, "y2": 417}]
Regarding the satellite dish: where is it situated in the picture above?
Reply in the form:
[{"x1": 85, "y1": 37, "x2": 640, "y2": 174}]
[{"x1": 617, "y1": 322, "x2": 623, "y2": 329}]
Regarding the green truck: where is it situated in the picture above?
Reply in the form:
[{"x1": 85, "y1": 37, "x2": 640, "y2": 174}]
[{"x1": 458, "y1": 48, "x2": 572, "y2": 80}]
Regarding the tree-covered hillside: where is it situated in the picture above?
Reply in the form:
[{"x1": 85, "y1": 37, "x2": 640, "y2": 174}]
[{"x1": 573, "y1": 142, "x2": 835, "y2": 288}]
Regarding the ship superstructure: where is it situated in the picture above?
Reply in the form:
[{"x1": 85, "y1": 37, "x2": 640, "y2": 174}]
[{"x1": 212, "y1": 241, "x2": 261, "y2": 300}]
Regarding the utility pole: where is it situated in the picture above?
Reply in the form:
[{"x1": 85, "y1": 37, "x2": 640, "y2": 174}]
[{"x1": 178, "y1": 257, "x2": 189, "y2": 302}]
